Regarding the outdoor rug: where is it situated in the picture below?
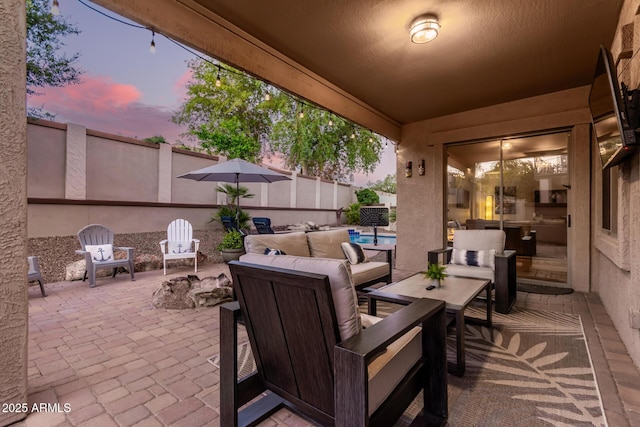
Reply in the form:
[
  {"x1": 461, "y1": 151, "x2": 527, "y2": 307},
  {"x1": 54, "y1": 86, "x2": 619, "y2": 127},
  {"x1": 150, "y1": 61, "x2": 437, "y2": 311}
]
[{"x1": 210, "y1": 306, "x2": 606, "y2": 426}]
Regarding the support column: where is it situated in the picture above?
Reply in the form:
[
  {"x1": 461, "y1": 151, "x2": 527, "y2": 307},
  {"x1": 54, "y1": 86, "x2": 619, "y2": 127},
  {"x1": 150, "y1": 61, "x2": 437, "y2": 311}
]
[
  {"x1": 158, "y1": 143, "x2": 172, "y2": 203},
  {"x1": 315, "y1": 177, "x2": 321, "y2": 208},
  {"x1": 333, "y1": 181, "x2": 338, "y2": 209},
  {"x1": 65, "y1": 123, "x2": 87, "y2": 200},
  {"x1": 0, "y1": 0, "x2": 28, "y2": 425},
  {"x1": 260, "y1": 183, "x2": 268, "y2": 206},
  {"x1": 290, "y1": 171, "x2": 297, "y2": 208}
]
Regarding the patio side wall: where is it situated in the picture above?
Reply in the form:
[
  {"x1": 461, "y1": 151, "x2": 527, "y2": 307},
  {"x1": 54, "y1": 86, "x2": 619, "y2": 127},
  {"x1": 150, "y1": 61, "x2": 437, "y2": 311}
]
[
  {"x1": 0, "y1": 0, "x2": 28, "y2": 425},
  {"x1": 589, "y1": 0, "x2": 640, "y2": 372}
]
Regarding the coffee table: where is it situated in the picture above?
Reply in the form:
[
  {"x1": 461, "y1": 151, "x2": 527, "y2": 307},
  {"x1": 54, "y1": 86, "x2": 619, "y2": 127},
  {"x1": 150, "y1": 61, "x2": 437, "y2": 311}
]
[{"x1": 367, "y1": 274, "x2": 492, "y2": 376}]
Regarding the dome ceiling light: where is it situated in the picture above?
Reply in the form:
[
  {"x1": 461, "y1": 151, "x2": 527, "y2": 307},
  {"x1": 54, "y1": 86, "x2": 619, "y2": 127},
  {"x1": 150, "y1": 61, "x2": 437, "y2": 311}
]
[{"x1": 410, "y1": 14, "x2": 440, "y2": 44}]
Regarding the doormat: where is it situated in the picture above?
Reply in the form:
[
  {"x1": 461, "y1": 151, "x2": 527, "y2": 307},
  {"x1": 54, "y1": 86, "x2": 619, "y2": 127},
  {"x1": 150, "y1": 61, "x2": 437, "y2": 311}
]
[{"x1": 517, "y1": 283, "x2": 574, "y2": 295}]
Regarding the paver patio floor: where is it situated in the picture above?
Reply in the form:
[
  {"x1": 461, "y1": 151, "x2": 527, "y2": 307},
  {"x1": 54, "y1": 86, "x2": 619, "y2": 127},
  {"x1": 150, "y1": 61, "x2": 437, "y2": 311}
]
[{"x1": 15, "y1": 262, "x2": 640, "y2": 426}]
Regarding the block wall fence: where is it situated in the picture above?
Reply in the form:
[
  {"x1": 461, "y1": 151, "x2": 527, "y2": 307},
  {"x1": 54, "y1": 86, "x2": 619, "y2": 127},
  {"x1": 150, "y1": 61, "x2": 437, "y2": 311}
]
[{"x1": 26, "y1": 119, "x2": 358, "y2": 238}]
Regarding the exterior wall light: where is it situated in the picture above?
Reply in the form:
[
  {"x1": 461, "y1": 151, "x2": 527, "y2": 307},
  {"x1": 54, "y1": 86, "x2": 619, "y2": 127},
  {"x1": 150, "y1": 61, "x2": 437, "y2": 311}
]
[{"x1": 410, "y1": 15, "x2": 439, "y2": 43}]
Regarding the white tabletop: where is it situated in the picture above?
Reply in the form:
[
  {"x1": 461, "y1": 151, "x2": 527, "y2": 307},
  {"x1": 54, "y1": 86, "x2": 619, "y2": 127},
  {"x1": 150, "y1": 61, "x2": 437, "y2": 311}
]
[{"x1": 378, "y1": 275, "x2": 490, "y2": 310}]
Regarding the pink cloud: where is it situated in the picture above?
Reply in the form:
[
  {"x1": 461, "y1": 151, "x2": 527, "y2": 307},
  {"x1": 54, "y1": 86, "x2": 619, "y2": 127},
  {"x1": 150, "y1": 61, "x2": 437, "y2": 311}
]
[
  {"x1": 173, "y1": 69, "x2": 193, "y2": 99},
  {"x1": 33, "y1": 76, "x2": 142, "y2": 113},
  {"x1": 28, "y1": 76, "x2": 189, "y2": 144}
]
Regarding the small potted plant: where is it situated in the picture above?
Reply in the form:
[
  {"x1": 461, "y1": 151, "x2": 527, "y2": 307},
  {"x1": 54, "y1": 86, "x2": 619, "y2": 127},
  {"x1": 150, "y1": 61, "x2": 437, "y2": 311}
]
[
  {"x1": 425, "y1": 262, "x2": 447, "y2": 288},
  {"x1": 217, "y1": 230, "x2": 245, "y2": 263}
]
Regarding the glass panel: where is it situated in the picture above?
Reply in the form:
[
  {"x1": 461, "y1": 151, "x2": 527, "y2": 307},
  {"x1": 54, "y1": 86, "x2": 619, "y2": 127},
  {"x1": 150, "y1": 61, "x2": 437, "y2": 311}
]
[{"x1": 446, "y1": 132, "x2": 569, "y2": 285}]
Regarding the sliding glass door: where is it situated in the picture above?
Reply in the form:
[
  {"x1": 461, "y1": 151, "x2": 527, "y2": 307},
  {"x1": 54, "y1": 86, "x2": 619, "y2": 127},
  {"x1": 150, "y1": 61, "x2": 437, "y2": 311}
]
[{"x1": 446, "y1": 132, "x2": 569, "y2": 285}]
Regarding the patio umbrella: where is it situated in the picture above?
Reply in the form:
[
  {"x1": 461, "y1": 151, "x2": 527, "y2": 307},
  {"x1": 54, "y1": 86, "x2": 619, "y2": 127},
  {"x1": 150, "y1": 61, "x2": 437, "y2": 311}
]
[{"x1": 177, "y1": 158, "x2": 291, "y2": 229}]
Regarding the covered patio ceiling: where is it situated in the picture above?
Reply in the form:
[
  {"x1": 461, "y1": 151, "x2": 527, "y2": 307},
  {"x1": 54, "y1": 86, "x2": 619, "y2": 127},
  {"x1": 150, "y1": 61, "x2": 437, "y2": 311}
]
[{"x1": 95, "y1": 0, "x2": 622, "y2": 139}]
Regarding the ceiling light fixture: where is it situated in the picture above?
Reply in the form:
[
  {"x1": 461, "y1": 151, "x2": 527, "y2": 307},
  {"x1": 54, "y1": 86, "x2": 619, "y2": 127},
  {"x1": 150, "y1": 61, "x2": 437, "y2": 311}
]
[
  {"x1": 409, "y1": 14, "x2": 439, "y2": 44},
  {"x1": 51, "y1": 0, "x2": 60, "y2": 16}
]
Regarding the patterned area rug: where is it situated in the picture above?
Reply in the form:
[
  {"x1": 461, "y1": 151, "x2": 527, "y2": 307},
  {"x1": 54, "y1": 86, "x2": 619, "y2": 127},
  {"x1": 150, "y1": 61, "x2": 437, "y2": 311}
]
[{"x1": 209, "y1": 306, "x2": 606, "y2": 426}]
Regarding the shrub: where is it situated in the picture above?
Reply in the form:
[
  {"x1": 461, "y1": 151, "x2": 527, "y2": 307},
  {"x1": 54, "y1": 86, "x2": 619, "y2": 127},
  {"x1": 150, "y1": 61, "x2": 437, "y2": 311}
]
[
  {"x1": 345, "y1": 203, "x2": 361, "y2": 225},
  {"x1": 356, "y1": 188, "x2": 379, "y2": 205},
  {"x1": 217, "y1": 230, "x2": 244, "y2": 250}
]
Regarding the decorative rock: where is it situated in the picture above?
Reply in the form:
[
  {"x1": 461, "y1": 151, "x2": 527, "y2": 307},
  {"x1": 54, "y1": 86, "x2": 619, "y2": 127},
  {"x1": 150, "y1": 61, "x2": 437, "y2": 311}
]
[
  {"x1": 152, "y1": 273, "x2": 232, "y2": 309},
  {"x1": 152, "y1": 277, "x2": 196, "y2": 309}
]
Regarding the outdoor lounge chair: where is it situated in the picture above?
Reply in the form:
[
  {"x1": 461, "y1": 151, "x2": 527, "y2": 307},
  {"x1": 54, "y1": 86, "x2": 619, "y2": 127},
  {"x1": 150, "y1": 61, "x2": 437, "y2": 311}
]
[
  {"x1": 428, "y1": 229, "x2": 516, "y2": 314},
  {"x1": 220, "y1": 259, "x2": 448, "y2": 426},
  {"x1": 27, "y1": 256, "x2": 46, "y2": 297},
  {"x1": 76, "y1": 224, "x2": 135, "y2": 288},
  {"x1": 221, "y1": 216, "x2": 240, "y2": 232},
  {"x1": 159, "y1": 219, "x2": 200, "y2": 275},
  {"x1": 252, "y1": 217, "x2": 274, "y2": 234}
]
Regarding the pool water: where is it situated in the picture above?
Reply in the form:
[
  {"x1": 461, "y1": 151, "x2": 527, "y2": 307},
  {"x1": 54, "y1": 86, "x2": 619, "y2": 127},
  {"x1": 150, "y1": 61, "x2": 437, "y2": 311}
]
[{"x1": 350, "y1": 234, "x2": 397, "y2": 245}]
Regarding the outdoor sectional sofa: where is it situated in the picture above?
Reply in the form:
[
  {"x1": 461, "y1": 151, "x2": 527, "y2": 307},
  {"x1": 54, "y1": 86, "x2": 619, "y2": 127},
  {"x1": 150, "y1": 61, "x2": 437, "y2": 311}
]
[{"x1": 242, "y1": 229, "x2": 392, "y2": 290}]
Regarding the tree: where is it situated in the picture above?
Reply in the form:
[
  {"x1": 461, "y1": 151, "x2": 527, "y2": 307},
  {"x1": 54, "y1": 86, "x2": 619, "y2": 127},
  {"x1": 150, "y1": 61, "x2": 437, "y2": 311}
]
[
  {"x1": 367, "y1": 174, "x2": 396, "y2": 194},
  {"x1": 173, "y1": 60, "x2": 272, "y2": 163},
  {"x1": 26, "y1": 0, "x2": 82, "y2": 118},
  {"x1": 173, "y1": 59, "x2": 384, "y2": 181}
]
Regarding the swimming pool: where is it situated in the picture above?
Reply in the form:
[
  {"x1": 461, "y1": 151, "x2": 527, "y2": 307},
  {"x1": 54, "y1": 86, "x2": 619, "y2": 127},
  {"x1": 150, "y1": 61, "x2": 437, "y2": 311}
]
[{"x1": 349, "y1": 233, "x2": 397, "y2": 245}]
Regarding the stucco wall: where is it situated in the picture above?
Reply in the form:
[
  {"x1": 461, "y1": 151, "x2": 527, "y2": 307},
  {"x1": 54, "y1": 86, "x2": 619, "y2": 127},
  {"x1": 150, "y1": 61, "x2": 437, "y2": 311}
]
[
  {"x1": 591, "y1": 0, "x2": 640, "y2": 370},
  {"x1": 27, "y1": 122, "x2": 66, "y2": 199},
  {"x1": 0, "y1": 0, "x2": 27, "y2": 425}
]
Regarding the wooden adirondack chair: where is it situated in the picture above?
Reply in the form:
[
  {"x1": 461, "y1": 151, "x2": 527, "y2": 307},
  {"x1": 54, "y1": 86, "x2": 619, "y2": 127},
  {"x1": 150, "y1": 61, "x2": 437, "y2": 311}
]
[
  {"x1": 76, "y1": 224, "x2": 135, "y2": 288},
  {"x1": 159, "y1": 219, "x2": 200, "y2": 275}
]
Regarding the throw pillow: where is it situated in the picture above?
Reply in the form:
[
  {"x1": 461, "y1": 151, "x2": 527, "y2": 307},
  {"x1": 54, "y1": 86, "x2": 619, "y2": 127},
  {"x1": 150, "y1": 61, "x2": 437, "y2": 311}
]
[
  {"x1": 168, "y1": 241, "x2": 192, "y2": 254},
  {"x1": 264, "y1": 247, "x2": 287, "y2": 255},
  {"x1": 85, "y1": 244, "x2": 114, "y2": 263},
  {"x1": 341, "y1": 242, "x2": 368, "y2": 265},
  {"x1": 451, "y1": 248, "x2": 496, "y2": 269}
]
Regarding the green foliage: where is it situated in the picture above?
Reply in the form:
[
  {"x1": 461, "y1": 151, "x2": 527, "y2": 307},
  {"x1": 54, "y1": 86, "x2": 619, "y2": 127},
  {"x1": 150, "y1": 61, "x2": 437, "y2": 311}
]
[
  {"x1": 389, "y1": 207, "x2": 397, "y2": 223},
  {"x1": 425, "y1": 262, "x2": 447, "y2": 281},
  {"x1": 367, "y1": 174, "x2": 396, "y2": 194},
  {"x1": 355, "y1": 188, "x2": 380, "y2": 205},
  {"x1": 144, "y1": 135, "x2": 167, "y2": 144},
  {"x1": 345, "y1": 203, "x2": 361, "y2": 225},
  {"x1": 212, "y1": 184, "x2": 254, "y2": 230},
  {"x1": 26, "y1": 0, "x2": 82, "y2": 118},
  {"x1": 173, "y1": 59, "x2": 384, "y2": 181},
  {"x1": 217, "y1": 230, "x2": 244, "y2": 250}
]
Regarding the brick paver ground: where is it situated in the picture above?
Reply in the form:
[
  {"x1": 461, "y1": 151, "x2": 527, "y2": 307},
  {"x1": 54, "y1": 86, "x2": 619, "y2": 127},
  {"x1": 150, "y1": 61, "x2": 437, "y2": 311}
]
[{"x1": 13, "y1": 262, "x2": 640, "y2": 426}]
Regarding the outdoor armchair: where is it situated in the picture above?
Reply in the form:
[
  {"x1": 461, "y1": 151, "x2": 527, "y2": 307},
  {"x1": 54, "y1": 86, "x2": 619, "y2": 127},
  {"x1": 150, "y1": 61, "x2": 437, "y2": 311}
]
[
  {"x1": 27, "y1": 256, "x2": 46, "y2": 297},
  {"x1": 428, "y1": 229, "x2": 516, "y2": 314},
  {"x1": 76, "y1": 224, "x2": 135, "y2": 288},
  {"x1": 221, "y1": 259, "x2": 448, "y2": 426},
  {"x1": 159, "y1": 219, "x2": 200, "y2": 275}
]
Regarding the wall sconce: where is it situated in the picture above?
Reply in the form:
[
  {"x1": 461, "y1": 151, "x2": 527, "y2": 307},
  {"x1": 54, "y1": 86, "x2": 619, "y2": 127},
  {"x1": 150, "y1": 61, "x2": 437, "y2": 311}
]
[
  {"x1": 418, "y1": 159, "x2": 425, "y2": 175},
  {"x1": 405, "y1": 161, "x2": 412, "y2": 178},
  {"x1": 485, "y1": 195, "x2": 494, "y2": 220}
]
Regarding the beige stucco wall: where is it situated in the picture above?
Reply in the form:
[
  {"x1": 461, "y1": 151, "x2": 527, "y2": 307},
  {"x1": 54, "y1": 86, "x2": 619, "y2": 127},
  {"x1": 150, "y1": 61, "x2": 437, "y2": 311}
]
[
  {"x1": 0, "y1": 0, "x2": 27, "y2": 425},
  {"x1": 296, "y1": 176, "x2": 317, "y2": 209},
  {"x1": 27, "y1": 122, "x2": 66, "y2": 199},
  {"x1": 397, "y1": 87, "x2": 592, "y2": 285},
  {"x1": 590, "y1": 0, "x2": 640, "y2": 370}
]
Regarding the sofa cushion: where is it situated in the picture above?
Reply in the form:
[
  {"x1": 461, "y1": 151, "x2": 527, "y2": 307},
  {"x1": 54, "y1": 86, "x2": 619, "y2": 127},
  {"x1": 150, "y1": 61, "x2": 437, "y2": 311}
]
[
  {"x1": 244, "y1": 232, "x2": 311, "y2": 257},
  {"x1": 452, "y1": 229, "x2": 505, "y2": 253},
  {"x1": 368, "y1": 326, "x2": 422, "y2": 415},
  {"x1": 444, "y1": 263, "x2": 495, "y2": 282},
  {"x1": 238, "y1": 253, "x2": 361, "y2": 341},
  {"x1": 341, "y1": 242, "x2": 368, "y2": 264},
  {"x1": 350, "y1": 261, "x2": 389, "y2": 287},
  {"x1": 306, "y1": 229, "x2": 350, "y2": 259}
]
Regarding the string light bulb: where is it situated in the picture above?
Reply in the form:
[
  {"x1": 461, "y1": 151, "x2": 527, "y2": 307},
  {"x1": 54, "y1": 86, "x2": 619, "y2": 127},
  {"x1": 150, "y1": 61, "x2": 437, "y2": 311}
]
[
  {"x1": 328, "y1": 119, "x2": 333, "y2": 127},
  {"x1": 215, "y1": 66, "x2": 221, "y2": 87},
  {"x1": 264, "y1": 93, "x2": 270, "y2": 101},
  {"x1": 51, "y1": 0, "x2": 60, "y2": 16},
  {"x1": 369, "y1": 137, "x2": 373, "y2": 143},
  {"x1": 149, "y1": 31, "x2": 156, "y2": 54},
  {"x1": 351, "y1": 132, "x2": 356, "y2": 139},
  {"x1": 298, "y1": 103, "x2": 304, "y2": 119}
]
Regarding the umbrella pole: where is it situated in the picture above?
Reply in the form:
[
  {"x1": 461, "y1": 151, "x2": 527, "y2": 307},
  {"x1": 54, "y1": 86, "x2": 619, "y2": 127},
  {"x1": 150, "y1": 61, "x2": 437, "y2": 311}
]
[{"x1": 235, "y1": 175, "x2": 240, "y2": 232}]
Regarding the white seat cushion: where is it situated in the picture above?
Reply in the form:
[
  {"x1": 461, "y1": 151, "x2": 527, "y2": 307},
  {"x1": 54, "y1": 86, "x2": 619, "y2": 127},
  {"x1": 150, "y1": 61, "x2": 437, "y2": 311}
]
[
  {"x1": 350, "y1": 261, "x2": 389, "y2": 286},
  {"x1": 368, "y1": 326, "x2": 422, "y2": 415},
  {"x1": 445, "y1": 263, "x2": 495, "y2": 282}
]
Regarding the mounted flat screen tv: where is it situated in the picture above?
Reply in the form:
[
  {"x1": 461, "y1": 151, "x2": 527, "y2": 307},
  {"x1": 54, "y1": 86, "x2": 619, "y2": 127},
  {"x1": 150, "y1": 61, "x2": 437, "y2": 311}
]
[{"x1": 589, "y1": 45, "x2": 637, "y2": 169}]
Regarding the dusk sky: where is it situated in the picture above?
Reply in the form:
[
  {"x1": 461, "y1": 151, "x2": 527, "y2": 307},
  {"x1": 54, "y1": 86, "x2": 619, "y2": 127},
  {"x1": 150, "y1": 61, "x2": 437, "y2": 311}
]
[{"x1": 26, "y1": 0, "x2": 396, "y2": 187}]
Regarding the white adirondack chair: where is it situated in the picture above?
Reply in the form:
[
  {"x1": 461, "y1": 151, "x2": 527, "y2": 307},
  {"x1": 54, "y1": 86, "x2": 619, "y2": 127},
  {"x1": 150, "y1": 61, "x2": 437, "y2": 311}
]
[{"x1": 160, "y1": 219, "x2": 200, "y2": 275}]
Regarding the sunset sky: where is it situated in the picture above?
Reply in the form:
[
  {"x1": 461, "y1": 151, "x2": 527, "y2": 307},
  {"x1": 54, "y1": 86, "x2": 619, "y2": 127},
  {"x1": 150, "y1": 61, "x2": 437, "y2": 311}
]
[{"x1": 26, "y1": 0, "x2": 396, "y2": 186}]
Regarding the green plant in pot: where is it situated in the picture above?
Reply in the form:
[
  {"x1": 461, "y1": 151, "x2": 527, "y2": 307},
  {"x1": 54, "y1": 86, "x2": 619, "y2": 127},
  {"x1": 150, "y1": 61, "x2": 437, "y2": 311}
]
[
  {"x1": 217, "y1": 230, "x2": 245, "y2": 263},
  {"x1": 425, "y1": 262, "x2": 447, "y2": 288}
]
